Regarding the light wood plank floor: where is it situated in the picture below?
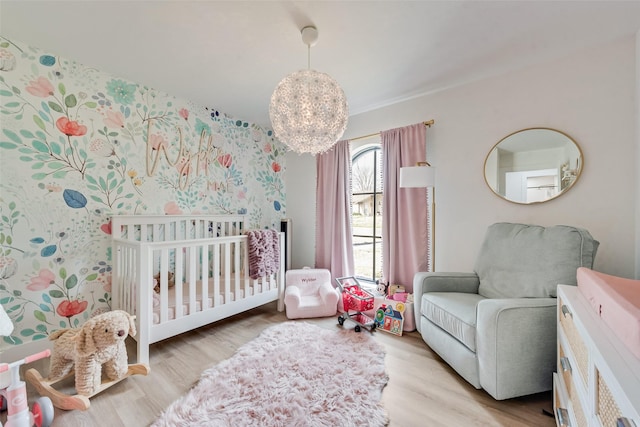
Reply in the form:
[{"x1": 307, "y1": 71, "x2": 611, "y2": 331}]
[{"x1": 9, "y1": 302, "x2": 556, "y2": 426}]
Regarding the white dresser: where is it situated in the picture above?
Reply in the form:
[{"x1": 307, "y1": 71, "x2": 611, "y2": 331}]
[{"x1": 555, "y1": 285, "x2": 640, "y2": 427}]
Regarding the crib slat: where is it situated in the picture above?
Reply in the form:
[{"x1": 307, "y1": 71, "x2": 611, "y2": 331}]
[
  {"x1": 213, "y1": 242, "x2": 221, "y2": 307},
  {"x1": 188, "y1": 246, "x2": 197, "y2": 313},
  {"x1": 174, "y1": 247, "x2": 184, "y2": 319},
  {"x1": 200, "y1": 244, "x2": 209, "y2": 309}
]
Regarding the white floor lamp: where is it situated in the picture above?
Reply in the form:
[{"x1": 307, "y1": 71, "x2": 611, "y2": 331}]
[{"x1": 399, "y1": 162, "x2": 436, "y2": 272}]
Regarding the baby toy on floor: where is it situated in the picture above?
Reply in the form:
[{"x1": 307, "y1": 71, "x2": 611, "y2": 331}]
[{"x1": 47, "y1": 310, "x2": 136, "y2": 396}]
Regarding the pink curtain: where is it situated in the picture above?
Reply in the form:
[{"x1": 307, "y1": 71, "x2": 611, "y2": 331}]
[
  {"x1": 315, "y1": 140, "x2": 355, "y2": 280},
  {"x1": 381, "y1": 123, "x2": 428, "y2": 293}
]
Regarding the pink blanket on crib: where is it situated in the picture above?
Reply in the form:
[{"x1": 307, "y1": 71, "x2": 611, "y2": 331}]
[{"x1": 246, "y1": 229, "x2": 280, "y2": 279}]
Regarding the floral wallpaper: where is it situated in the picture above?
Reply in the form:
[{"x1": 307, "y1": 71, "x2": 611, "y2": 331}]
[{"x1": 0, "y1": 36, "x2": 286, "y2": 351}]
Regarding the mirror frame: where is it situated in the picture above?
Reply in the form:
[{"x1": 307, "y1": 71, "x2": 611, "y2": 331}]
[{"x1": 483, "y1": 127, "x2": 583, "y2": 204}]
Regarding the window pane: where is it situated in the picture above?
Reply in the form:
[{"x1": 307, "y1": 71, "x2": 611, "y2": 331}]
[
  {"x1": 352, "y1": 150, "x2": 376, "y2": 193},
  {"x1": 353, "y1": 236, "x2": 374, "y2": 279}
]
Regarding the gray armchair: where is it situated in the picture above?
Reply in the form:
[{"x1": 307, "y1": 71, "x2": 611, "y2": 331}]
[{"x1": 413, "y1": 222, "x2": 599, "y2": 400}]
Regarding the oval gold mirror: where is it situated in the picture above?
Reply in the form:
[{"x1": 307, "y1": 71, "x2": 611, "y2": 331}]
[{"x1": 484, "y1": 128, "x2": 583, "y2": 204}]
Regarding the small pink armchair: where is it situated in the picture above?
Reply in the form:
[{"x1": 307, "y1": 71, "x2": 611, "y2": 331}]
[{"x1": 284, "y1": 268, "x2": 339, "y2": 319}]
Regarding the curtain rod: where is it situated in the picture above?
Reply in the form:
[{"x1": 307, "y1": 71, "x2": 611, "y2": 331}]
[{"x1": 348, "y1": 119, "x2": 435, "y2": 143}]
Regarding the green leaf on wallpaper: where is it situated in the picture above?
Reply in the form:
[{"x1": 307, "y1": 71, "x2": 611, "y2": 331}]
[
  {"x1": 39, "y1": 304, "x2": 50, "y2": 312},
  {"x1": 20, "y1": 130, "x2": 34, "y2": 139},
  {"x1": 34, "y1": 310, "x2": 47, "y2": 322},
  {"x1": 64, "y1": 94, "x2": 77, "y2": 108},
  {"x1": 49, "y1": 141, "x2": 62, "y2": 155},
  {"x1": 33, "y1": 115, "x2": 46, "y2": 131},
  {"x1": 38, "y1": 111, "x2": 49, "y2": 123},
  {"x1": 84, "y1": 101, "x2": 97, "y2": 108},
  {"x1": 85, "y1": 174, "x2": 97, "y2": 185},
  {"x1": 0, "y1": 90, "x2": 12, "y2": 97},
  {"x1": 12, "y1": 86, "x2": 20, "y2": 95},
  {"x1": 14, "y1": 114, "x2": 22, "y2": 120},
  {"x1": 33, "y1": 334, "x2": 48, "y2": 341},
  {"x1": 49, "y1": 290, "x2": 64, "y2": 298},
  {"x1": 116, "y1": 202, "x2": 124, "y2": 209},
  {"x1": 65, "y1": 275, "x2": 78, "y2": 289},
  {"x1": 4, "y1": 102, "x2": 19, "y2": 108},
  {"x1": 58, "y1": 83, "x2": 66, "y2": 96},
  {"x1": 99, "y1": 176, "x2": 107, "y2": 190},
  {"x1": 36, "y1": 324, "x2": 47, "y2": 332},
  {"x1": 47, "y1": 162, "x2": 64, "y2": 169},
  {"x1": 90, "y1": 195, "x2": 103, "y2": 203},
  {"x1": 41, "y1": 293, "x2": 51, "y2": 303},
  {"x1": 59, "y1": 267, "x2": 67, "y2": 279},
  {"x1": 52, "y1": 170, "x2": 67, "y2": 179},
  {"x1": 108, "y1": 132, "x2": 118, "y2": 137},
  {"x1": 47, "y1": 101, "x2": 63, "y2": 113},
  {"x1": 31, "y1": 162, "x2": 44, "y2": 169},
  {"x1": 0, "y1": 42, "x2": 7, "y2": 48},
  {"x1": 79, "y1": 149, "x2": 87, "y2": 159},
  {"x1": 125, "y1": 193, "x2": 134, "y2": 199},
  {"x1": 3, "y1": 129, "x2": 21, "y2": 144},
  {"x1": 15, "y1": 315, "x2": 23, "y2": 323},
  {"x1": 116, "y1": 186, "x2": 123, "y2": 194},
  {"x1": 109, "y1": 179, "x2": 118, "y2": 190},
  {"x1": 0, "y1": 142, "x2": 17, "y2": 149},
  {"x1": 4, "y1": 336, "x2": 22, "y2": 345},
  {"x1": 0, "y1": 297, "x2": 11, "y2": 305},
  {"x1": 20, "y1": 329, "x2": 35, "y2": 337},
  {"x1": 85, "y1": 273, "x2": 98, "y2": 281},
  {"x1": 32, "y1": 140, "x2": 49, "y2": 153},
  {"x1": 31, "y1": 173, "x2": 47, "y2": 180}
]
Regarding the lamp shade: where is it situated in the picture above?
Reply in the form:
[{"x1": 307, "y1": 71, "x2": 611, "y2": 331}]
[
  {"x1": 269, "y1": 69, "x2": 348, "y2": 155},
  {"x1": 400, "y1": 165, "x2": 435, "y2": 188}
]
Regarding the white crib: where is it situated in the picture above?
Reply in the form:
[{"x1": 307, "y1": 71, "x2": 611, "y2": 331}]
[{"x1": 111, "y1": 215, "x2": 285, "y2": 365}]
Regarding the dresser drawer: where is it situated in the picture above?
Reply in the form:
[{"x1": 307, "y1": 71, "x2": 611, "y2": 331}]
[{"x1": 559, "y1": 296, "x2": 589, "y2": 388}]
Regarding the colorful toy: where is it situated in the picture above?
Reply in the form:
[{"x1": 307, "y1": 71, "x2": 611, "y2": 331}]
[
  {"x1": 374, "y1": 302, "x2": 405, "y2": 336},
  {"x1": 0, "y1": 350, "x2": 54, "y2": 427}
]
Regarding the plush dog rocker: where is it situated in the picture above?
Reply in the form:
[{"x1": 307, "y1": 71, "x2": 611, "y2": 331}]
[{"x1": 48, "y1": 310, "x2": 136, "y2": 396}]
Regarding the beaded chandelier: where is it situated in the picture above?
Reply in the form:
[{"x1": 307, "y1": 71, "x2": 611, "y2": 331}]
[{"x1": 269, "y1": 26, "x2": 348, "y2": 155}]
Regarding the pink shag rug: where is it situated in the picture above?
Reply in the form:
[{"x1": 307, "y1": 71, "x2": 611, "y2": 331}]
[{"x1": 152, "y1": 321, "x2": 389, "y2": 427}]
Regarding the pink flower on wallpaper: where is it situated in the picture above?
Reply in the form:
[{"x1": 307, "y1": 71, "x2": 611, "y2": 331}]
[
  {"x1": 264, "y1": 143, "x2": 272, "y2": 153},
  {"x1": 57, "y1": 299, "x2": 88, "y2": 318},
  {"x1": 218, "y1": 154, "x2": 232, "y2": 168},
  {"x1": 56, "y1": 117, "x2": 87, "y2": 136},
  {"x1": 272, "y1": 162, "x2": 281, "y2": 173},
  {"x1": 26, "y1": 76, "x2": 54, "y2": 97},
  {"x1": 164, "y1": 201, "x2": 183, "y2": 215},
  {"x1": 149, "y1": 133, "x2": 168, "y2": 151},
  {"x1": 104, "y1": 110, "x2": 125, "y2": 128},
  {"x1": 27, "y1": 268, "x2": 56, "y2": 291},
  {"x1": 237, "y1": 190, "x2": 246, "y2": 200},
  {"x1": 100, "y1": 221, "x2": 112, "y2": 235},
  {"x1": 179, "y1": 108, "x2": 189, "y2": 120}
]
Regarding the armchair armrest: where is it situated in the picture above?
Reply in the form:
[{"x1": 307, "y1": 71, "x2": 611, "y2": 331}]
[
  {"x1": 283, "y1": 285, "x2": 301, "y2": 306},
  {"x1": 413, "y1": 272, "x2": 480, "y2": 332},
  {"x1": 318, "y1": 282, "x2": 339, "y2": 305},
  {"x1": 476, "y1": 297, "x2": 557, "y2": 399}
]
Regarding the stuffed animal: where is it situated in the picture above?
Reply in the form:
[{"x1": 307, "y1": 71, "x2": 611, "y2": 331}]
[
  {"x1": 153, "y1": 271, "x2": 175, "y2": 293},
  {"x1": 48, "y1": 310, "x2": 136, "y2": 396}
]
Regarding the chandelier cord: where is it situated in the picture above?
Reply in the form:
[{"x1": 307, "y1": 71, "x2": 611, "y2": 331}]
[{"x1": 307, "y1": 44, "x2": 311, "y2": 69}]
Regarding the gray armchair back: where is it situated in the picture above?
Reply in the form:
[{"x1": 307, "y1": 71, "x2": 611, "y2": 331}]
[{"x1": 413, "y1": 222, "x2": 598, "y2": 400}]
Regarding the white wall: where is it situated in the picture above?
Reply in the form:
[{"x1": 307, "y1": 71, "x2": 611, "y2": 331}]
[
  {"x1": 287, "y1": 36, "x2": 638, "y2": 279},
  {"x1": 636, "y1": 30, "x2": 640, "y2": 278}
]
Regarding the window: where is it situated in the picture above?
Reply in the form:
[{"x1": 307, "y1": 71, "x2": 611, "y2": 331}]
[{"x1": 351, "y1": 145, "x2": 382, "y2": 282}]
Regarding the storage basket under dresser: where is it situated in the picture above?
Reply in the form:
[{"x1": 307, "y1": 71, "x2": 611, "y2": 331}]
[{"x1": 555, "y1": 285, "x2": 640, "y2": 427}]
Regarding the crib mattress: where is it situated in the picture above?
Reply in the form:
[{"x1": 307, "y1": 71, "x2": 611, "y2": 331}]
[
  {"x1": 576, "y1": 267, "x2": 640, "y2": 358},
  {"x1": 153, "y1": 278, "x2": 276, "y2": 324}
]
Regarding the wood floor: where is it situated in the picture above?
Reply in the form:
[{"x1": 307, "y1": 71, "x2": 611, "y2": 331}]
[{"x1": 11, "y1": 302, "x2": 556, "y2": 426}]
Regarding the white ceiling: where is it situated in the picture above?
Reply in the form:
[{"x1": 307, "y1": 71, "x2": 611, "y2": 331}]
[{"x1": 2, "y1": 1, "x2": 640, "y2": 128}]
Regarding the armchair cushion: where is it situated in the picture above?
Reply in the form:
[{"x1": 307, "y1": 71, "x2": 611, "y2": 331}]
[
  {"x1": 475, "y1": 223, "x2": 599, "y2": 299},
  {"x1": 422, "y1": 292, "x2": 485, "y2": 351}
]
